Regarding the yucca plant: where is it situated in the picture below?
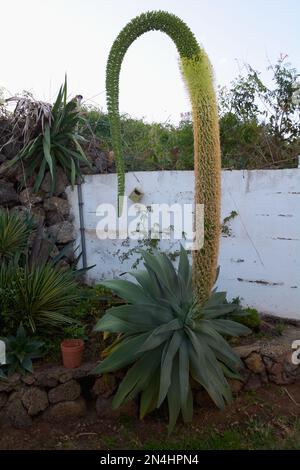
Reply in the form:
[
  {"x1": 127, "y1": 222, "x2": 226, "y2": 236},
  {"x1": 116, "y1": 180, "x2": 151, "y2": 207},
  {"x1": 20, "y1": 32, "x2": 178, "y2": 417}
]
[
  {"x1": 0, "y1": 323, "x2": 44, "y2": 376},
  {"x1": 0, "y1": 209, "x2": 35, "y2": 263},
  {"x1": 0, "y1": 263, "x2": 80, "y2": 334},
  {"x1": 93, "y1": 247, "x2": 251, "y2": 433},
  {"x1": 2, "y1": 78, "x2": 90, "y2": 191}
]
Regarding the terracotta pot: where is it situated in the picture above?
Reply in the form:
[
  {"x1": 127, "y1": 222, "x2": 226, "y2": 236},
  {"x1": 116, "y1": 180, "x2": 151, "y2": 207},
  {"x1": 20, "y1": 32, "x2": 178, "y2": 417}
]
[{"x1": 61, "y1": 339, "x2": 84, "y2": 369}]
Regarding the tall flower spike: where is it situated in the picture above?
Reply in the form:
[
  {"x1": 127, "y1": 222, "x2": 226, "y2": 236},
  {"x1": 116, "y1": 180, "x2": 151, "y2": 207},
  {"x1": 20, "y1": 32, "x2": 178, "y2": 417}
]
[{"x1": 106, "y1": 10, "x2": 221, "y2": 304}]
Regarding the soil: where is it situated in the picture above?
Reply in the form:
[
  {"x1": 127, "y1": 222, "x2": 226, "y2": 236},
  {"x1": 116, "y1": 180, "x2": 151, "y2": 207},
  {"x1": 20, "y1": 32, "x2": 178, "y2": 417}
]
[{"x1": 0, "y1": 382, "x2": 299, "y2": 450}]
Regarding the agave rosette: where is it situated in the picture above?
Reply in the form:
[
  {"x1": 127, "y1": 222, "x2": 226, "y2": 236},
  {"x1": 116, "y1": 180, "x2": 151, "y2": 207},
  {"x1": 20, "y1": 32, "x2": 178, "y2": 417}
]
[{"x1": 93, "y1": 247, "x2": 251, "y2": 432}]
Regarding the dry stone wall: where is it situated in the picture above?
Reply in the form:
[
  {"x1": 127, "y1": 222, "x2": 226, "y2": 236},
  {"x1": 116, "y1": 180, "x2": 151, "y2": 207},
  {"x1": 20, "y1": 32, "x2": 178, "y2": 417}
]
[{"x1": 1, "y1": 327, "x2": 299, "y2": 429}]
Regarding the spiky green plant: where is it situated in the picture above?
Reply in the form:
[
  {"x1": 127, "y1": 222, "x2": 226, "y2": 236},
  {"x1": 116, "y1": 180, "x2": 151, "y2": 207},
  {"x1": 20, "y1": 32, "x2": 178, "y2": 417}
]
[
  {"x1": 3, "y1": 78, "x2": 90, "y2": 191},
  {"x1": 93, "y1": 247, "x2": 250, "y2": 433},
  {"x1": 0, "y1": 209, "x2": 34, "y2": 263},
  {"x1": 0, "y1": 262, "x2": 79, "y2": 334},
  {"x1": 106, "y1": 10, "x2": 221, "y2": 304}
]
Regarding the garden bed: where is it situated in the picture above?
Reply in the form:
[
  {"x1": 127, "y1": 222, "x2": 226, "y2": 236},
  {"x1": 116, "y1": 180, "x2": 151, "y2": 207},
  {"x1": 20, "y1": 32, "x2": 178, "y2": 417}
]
[
  {"x1": 1, "y1": 324, "x2": 299, "y2": 430},
  {"x1": 1, "y1": 382, "x2": 300, "y2": 450}
]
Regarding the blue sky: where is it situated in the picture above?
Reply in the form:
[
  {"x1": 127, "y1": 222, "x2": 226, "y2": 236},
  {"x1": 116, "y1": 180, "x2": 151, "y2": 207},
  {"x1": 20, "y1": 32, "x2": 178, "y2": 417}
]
[{"x1": 1, "y1": 0, "x2": 299, "y2": 123}]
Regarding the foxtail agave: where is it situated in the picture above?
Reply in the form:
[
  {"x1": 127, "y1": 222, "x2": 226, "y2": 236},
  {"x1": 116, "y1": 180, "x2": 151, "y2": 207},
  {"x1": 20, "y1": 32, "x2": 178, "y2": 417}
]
[
  {"x1": 93, "y1": 248, "x2": 251, "y2": 433},
  {"x1": 106, "y1": 11, "x2": 221, "y2": 304}
]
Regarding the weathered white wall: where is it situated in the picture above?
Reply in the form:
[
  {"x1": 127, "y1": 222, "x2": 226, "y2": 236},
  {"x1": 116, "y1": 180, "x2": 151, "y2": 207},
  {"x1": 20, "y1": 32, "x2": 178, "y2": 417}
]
[{"x1": 66, "y1": 169, "x2": 300, "y2": 320}]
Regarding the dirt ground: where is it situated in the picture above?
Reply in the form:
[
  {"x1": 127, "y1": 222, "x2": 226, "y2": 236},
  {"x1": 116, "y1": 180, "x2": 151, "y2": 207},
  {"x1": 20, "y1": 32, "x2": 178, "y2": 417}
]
[{"x1": 0, "y1": 382, "x2": 300, "y2": 450}]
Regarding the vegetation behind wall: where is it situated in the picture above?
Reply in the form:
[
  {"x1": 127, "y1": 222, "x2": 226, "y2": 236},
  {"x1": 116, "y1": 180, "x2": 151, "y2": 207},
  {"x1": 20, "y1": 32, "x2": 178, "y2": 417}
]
[
  {"x1": 0, "y1": 57, "x2": 299, "y2": 179},
  {"x1": 79, "y1": 56, "x2": 300, "y2": 172}
]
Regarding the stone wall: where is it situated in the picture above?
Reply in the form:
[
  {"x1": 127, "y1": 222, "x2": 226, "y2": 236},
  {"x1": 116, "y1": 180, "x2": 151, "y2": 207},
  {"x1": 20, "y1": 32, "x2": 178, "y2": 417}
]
[{"x1": 1, "y1": 327, "x2": 299, "y2": 429}]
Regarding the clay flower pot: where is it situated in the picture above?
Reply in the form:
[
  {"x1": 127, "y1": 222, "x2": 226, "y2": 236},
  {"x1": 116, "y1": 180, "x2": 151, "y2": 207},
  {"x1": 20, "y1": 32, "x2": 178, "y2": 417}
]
[{"x1": 61, "y1": 339, "x2": 84, "y2": 369}]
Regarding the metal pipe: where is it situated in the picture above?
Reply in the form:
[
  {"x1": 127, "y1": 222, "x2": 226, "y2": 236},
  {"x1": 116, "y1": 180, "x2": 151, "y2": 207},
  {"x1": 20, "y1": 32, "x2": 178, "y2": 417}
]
[{"x1": 77, "y1": 176, "x2": 87, "y2": 270}]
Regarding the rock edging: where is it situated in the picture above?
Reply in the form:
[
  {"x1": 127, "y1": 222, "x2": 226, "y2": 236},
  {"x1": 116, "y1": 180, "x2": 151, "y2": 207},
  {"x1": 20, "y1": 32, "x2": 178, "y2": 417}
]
[{"x1": 1, "y1": 327, "x2": 299, "y2": 428}]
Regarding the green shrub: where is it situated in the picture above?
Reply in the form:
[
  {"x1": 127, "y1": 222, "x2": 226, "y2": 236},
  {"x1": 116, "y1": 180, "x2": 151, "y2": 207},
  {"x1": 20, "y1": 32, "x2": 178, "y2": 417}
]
[
  {"x1": 230, "y1": 298, "x2": 261, "y2": 330},
  {"x1": 93, "y1": 247, "x2": 251, "y2": 433},
  {"x1": 235, "y1": 308, "x2": 261, "y2": 330}
]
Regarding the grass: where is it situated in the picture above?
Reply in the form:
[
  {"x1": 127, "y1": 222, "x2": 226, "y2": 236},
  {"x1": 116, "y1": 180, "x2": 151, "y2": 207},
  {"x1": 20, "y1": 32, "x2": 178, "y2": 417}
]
[{"x1": 133, "y1": 419, "x2": 300, "y2": 450}]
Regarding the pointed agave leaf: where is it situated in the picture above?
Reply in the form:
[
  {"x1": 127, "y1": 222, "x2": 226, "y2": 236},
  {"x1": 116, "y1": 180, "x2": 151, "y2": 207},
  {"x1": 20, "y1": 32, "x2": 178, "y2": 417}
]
[
  {"x1": 128, "y1": 269, "x2": 162, "y2": 300},
  {"x1": 179, "y1": 337, "x2": 191, "y2": 421},
  {"x1": 182, "y1": 386, "x2": 193, "y2": 424},
  {"x1": 157, "y1": 252, "x2": 180, "y2": 296},
  {"x1": 188, "y1": 343, "x2": 225, "y2": 410},
  {"x1": 167, "y1": 354, "x2": 181, "y2": 435},
  {"x1": 202, "y1": 303, "x2": 240, "y2": 319},
  {"x1": 220, "y1": 363, "x2": 244, "y2": 381},
  {"x1": 104, "y1": 304, "x2": 172, "y2": 328},
  {"x1": 138, "y1": 331, "x2": 171, "y2": 354},
  {"x1": 92, "y1": 333, "x2": 150, "y2": 375},
  {"x1": 140, "y1": 250, "x2": 178, "y2": 298},
  {"x1": 193, "y1": 332, "x2": 232, "y2": 393},
  {"x1": 196, "y1": 323, "x2": 243, "y2": 369},
  {"x1": 113, "y1": 348, "x2": 162, "y2": 409},
  {"x1": 203, "y1": 291, "x2": 227, "y2": 308},
  {"x1": 158, "y1": 331, "x2": 183, "y2": 407},
  {"x1": 178, "y1": 244, "x2": 192, "y2": 292},
  {"x1": 100, "y1": 279, "x2": 152, "y2": 304},
  {"x1": 94, "y1": 313, "x2": 149, "y2": 334},
  {"x1": 187, "y1": 328, "x2": 232, "y2": 409},
  {"x1": 139, "y1": 255, "x2": 184, "y2": 315},
  {"x1": 138, "y1": 319, "x2": 183, "y2": 353},
  {"x1": 210, "y1": 319, "x2": 251, "y2": 337},
  {"x1": 186, "y1": 328, "x2": 213, "y2": 389},
  {"x1": 140, "y1": 371, "x2": 160, "y2": 419},
  {"x1": 143, "y1": 260, "x2": 175, "y2": 303}
]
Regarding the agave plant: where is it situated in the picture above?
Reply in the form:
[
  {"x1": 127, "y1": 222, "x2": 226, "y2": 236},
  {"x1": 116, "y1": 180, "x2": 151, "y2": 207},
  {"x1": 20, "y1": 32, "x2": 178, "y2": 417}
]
[
  {"x1": 1, "y1": 77, "x2": 90, "y2": 191},
  {"x1": 0, "y1": 324, "x2": 44, "y2": 376},
  {"x1": 93, "y1": 247, "x2": 251, "y2": 433},
  {"x1": 0, "y1": 209, "x2": 35, "y2": 264}
]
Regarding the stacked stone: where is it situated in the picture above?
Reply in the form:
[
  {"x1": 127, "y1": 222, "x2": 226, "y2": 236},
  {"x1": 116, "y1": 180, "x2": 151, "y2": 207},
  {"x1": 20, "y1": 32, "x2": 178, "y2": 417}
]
[{"x1": 1, "y1": 327, "x2": 299, "y2": 429}]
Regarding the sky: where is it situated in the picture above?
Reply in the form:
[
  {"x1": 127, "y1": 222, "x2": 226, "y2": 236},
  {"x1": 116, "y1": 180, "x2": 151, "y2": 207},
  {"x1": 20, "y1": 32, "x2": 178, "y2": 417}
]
[{"x1": 0, "y1": 0, "x2": 299, "y2": 124}]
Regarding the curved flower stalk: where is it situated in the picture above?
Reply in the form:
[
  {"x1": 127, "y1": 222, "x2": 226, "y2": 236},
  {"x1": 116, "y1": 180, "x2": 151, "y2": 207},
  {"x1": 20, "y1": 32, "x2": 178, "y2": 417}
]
[
  {"x1": 106, "y1": 10, "x2": 221, "y2": 304},
  {"x1": 93, "y1": 247, "x2": 250, "y2": 433}
]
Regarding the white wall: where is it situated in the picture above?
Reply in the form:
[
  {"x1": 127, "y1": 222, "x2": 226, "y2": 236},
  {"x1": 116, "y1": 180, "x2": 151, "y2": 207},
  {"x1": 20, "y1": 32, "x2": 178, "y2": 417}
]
[{"x1": 66, "y1": 169, "x2": 300, "y2": 320}]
